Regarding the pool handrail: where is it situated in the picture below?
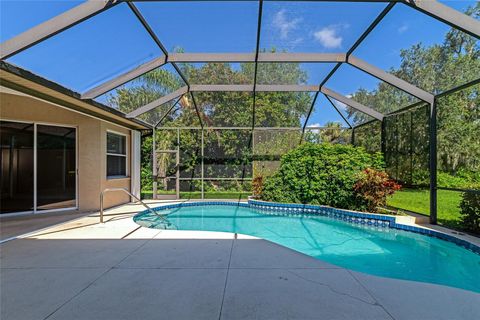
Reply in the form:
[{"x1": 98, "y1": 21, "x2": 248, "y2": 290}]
[{"x1": 100, "y1": 188, "x2": 158, "y2": 223}]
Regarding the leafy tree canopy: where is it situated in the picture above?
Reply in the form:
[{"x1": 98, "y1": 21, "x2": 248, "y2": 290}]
[{"x1": 352, "y1": 3, "x2": 479, "y2": 178}]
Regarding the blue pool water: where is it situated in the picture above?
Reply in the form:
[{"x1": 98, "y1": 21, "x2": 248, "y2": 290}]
[{"x1": 134, "y1": 204, "x2": 480, "y2": 293}]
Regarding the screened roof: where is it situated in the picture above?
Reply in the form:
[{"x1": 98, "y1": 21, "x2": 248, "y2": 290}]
[{"x1": 1, "y1": 0, "x2": 479, "y2": 129}]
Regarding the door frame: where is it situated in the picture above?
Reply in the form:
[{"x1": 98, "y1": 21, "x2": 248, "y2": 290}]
[{"x1": 0, "y1": 118, "x2": 78, "y2": 216}]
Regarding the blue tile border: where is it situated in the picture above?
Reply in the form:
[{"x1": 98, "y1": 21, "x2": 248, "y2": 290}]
[
  {"x1": 248, "y1": 199, "x2": 480, "y2": 254},
  {"x1": 134, "y1": 199, "x2": 480, "y2": 255},
  {"x1": 248, "y1": 199, "x2": 395, "y2": 228}
]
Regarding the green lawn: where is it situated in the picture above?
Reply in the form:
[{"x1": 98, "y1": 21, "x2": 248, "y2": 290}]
[{"x1": 387, "y1": 188, "x2": 463, "y2": 229}]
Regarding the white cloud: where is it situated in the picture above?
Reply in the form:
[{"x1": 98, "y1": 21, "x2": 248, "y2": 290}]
[
  {"x1": 272, "y1": 9, "x2": 302, "y2": 39},
  {"x1": 289, "y1": 37, "x2": 304, "y2": 46},
  {"x1": 398, "y1": 23, "x2": 409, "y2": 34},
  {"x1": 307, "y1": 123, "x2": 322, "y2": 133},
  {"x1": 313, "y1": 25, "x2": 343, "y2": 49}
]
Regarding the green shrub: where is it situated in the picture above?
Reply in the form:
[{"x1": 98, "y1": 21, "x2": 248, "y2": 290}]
[
  {"x1": 438, "y1": 171, "x2": 480, "y2": 190},
  {"x1": 411, "y1": 170, "x2": 430, "y2": 186},
  {"x1": 261, "y1": 143, "x2": 385, "y2": 210},
  {"x1": 412, "y1": 170, "x2": 480, "y2": 190},
  {"x1": 262, "y1": 174, "x2": 293, "y2": 203},
  {"x1": 459, "y1": 192, "x2": 480, "y2": 234}
]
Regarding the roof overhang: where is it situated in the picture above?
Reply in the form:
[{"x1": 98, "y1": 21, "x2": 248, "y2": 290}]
[{"x1": 0, "y1": 61, "x2": 151, "y2": 130}]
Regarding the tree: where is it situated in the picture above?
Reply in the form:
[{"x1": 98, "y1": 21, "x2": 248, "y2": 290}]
[
  {"x1": 304, "y1": 122, "x2": 351, "y2": 144},
  {"x1": 106, "y1": 49, "x2": 313, "y2": 192},
  {"x1": 348, "y1": 3, "x2": 480, "y2": 186}
]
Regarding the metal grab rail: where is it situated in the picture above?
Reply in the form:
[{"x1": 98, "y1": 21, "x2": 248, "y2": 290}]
[{"x1": 100, "y1": 188, "x2": 158, "y2": 223}]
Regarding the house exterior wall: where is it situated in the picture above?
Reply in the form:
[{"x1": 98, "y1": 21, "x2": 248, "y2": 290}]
[{"x1": 0, "y1": 91, "x2": 134, "y2": 212}]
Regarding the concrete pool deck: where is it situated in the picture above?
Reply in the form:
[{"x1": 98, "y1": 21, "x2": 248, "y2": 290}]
[{"x1": 1, "y1": 201, "x2": 479, "y2": 320}]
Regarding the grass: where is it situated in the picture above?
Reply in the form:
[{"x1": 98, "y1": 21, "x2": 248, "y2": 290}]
[
  {"x1": 387, "y1": 188, "x2": 463, "y2": 229},
  {"x1": 142, "y1": 191, "x2": 251, "y2": 200}
]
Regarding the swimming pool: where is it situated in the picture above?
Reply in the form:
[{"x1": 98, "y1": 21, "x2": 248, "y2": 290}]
[{"x1": 134, "y1": 201, "x2": 480, "y2": 293}]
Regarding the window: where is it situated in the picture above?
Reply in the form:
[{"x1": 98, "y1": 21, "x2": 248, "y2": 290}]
[{"x1": 107, "y1": 132, "x2": 127, "y2": 178}]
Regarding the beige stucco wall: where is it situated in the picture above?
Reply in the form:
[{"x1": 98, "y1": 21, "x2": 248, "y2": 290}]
[
  {"x1": 101, "y1": 121, "x2": 131, "y2": 209},
  {"x1": 0, "y1": 91, "x2": 132, "y2": 212}
]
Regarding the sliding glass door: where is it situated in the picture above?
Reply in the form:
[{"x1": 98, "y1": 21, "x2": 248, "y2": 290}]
[
  {"x1": 0, "y1": 121, "x2": 77, "y2": 214},
  {"x1": 0, "y1": 121, "x2": 34, "y2": 213},
  {"x1": 36, "y1": 125, "x2": 76, "y2": 211}
]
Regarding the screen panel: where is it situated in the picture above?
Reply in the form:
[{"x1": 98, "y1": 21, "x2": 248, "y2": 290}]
[
  {"x1": 180, "y1": 62, "x2": 254, "y2": 85},
  {"x1": 354, "y1": 2, "x2": 480, "y2": 94},
  {"x1": 253, "y1": 129, "x2": 301, "y2": 177},
  {"x1": 261, "y1": 1, "x2": 387, "y2": 53},
  {"x1": 326, "y1": 63, "x2": 420, "y2": 115},
  {"x1": 353, "y1": 120, "x2": 381, "y2": 154},
  {"x1": 255, "y1": 92, "x2": 314, "y2": 127},
  {"x1": 303, "y1": 127, "x2": 351, "y2": 145},
  {"x1": 195, "y1": 92, "x2": 253, "y2": 127},
  {"x1": 384, "y1": 104, "x2": 430, "y2": 186},
  {"x1": 203, "y1": 129, "x2": 252, "y2": 179},
  {"x1": 135, "y1": 1, "x2": 258, "y2": 52},
  {"x1": 6, "y1": 3, "x2": 162, "y2": 92},
  {"x1": 436, "y1": 84, "x2": 479, "y2": 191}
]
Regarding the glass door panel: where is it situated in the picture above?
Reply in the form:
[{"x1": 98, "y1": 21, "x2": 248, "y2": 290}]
[
  {"x1": 0, "y1": 121, "x2": 34, "y2": 213},
  {"x1": 36, "y1": 125, "x2": 76, "y2": 210}
]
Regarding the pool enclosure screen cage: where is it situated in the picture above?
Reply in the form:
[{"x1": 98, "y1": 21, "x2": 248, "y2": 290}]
[
  {"x1": 145, "y1": 126, "x2": 352, "y2": 200},
  {"x1": 1, "y1": 0, "x2": 479, "y2": 224}
]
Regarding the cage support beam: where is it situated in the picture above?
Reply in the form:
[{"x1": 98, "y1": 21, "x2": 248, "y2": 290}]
[
  {"x1": 81, "y1": 1, "x2": 170, "y2": 99},
  {"x1": 429, "y1": 98, "x2": 438, "y2": 224},
  {"x1": 189, "y1": 91, "x2": 204, "y2": 129},
  {"x1": 127, "y1": 2, "x2": 169, "y2": 53},
  {"x1": 189, "y1": 84, "x2": 319, "y2": 92},
  {"x1": 168, "y1": 53, "x2": 255, "y2": 63},
  {"x1": 324, "y1": 94, "x2": 353, "y2": 128},
  {"x1": 347, "y1": 2, "x2": 396, "y2": 56},
  {"x1": 405, "y1": 0, "x2": 480, "y2": 39},
  {"x1": 152, "y1": 127, "x2": 157, "y2": 200},
  {"x1": 258, "y1": 84, "x2": 319, "y2": 92},
  {"x1": 0, "y1": 0, "x2": 119, "y2": 59},
  {"x1": 126, "y1": 86, "x2": 188, "y2": 118},
  {"x1": 167, "y1": 52, "x2": 347, "y2": 63},
  {"x1": 125, "y1": 84, "x2": 383, "y2": 121},
  {"x1": 245, "y1": 0, "x2": 264, "y2": 183},
  {"x1": 127, "y1": 1, "x2": 204, "y2": 128},
  {"x1": 157, "y1": 126, "x2": 349, "y2": 130},
  {"x1": 259, "y1": 52, "x2": 346, "y2": 63},
  {"x1": 252, "y1": 0, "x2": 263, "y2": 130},
  {"x1": 80, "y1": 52, "x2": 431, "y2": 100},
  {"x1": 321, "y1": 87, "x2": 384, "y2": 121},
  {"x1": 347, "y1": 56, "x2": 434, "y2": 103},
  {"x1": 154, "y1": 95, "x2": 183, "y2": 128},
  {"x1": 301, "y1": 62, "x2": 344, "y2": 143},
  {"x1": 302, "y1": 2, "x2": 396, "y2": 140},
  {"x1": 299, "y1": 91, "x2": 320, "y2": 144},
  {"x1": 81, "y1": 56, "x2": 167, "y2": 99},
  {"x1": 190, "y1": 84, "x2": 253, "y2": 92},
  {"x1": 307, "y1": 1, "x2": 396, "y2": 132}
]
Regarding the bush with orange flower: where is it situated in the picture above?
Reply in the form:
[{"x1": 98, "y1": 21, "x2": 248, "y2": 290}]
[{"x1": 354, "y1": 168, "x2": 402, "y2": 212}]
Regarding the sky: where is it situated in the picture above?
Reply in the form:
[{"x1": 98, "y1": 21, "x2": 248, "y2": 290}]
[{"x1": 0, "y1": 0, "x2": 477, "y2": 127}]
